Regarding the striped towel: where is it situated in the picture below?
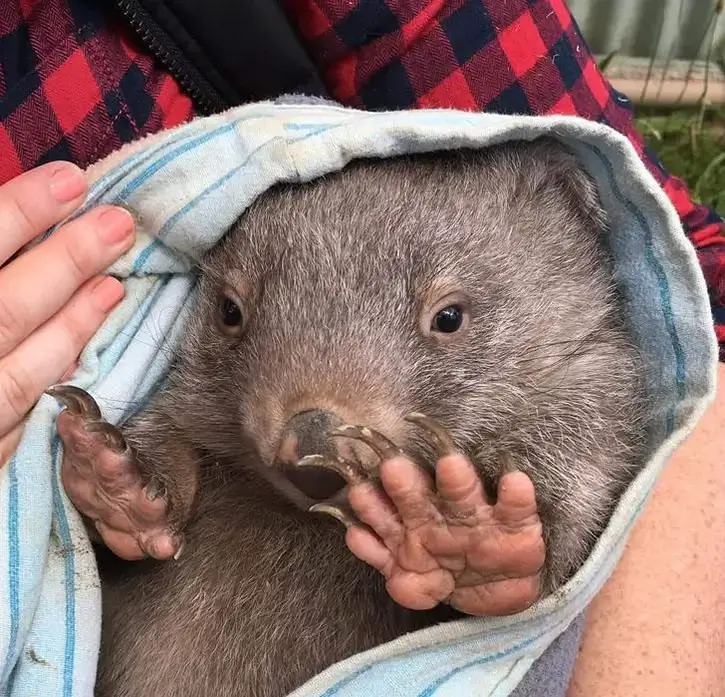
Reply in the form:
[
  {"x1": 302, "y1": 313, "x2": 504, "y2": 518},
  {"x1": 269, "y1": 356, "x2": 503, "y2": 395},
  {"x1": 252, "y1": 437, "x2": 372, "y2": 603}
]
[{"x1": 0, "y1": 99, "x2": 717, "y2": 697}]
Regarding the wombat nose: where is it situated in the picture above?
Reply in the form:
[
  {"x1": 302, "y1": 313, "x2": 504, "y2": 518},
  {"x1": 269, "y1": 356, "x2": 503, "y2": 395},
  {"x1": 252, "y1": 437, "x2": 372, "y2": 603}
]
[
  {"x1": 278, "y1": 410, "x2": 342, "y2": 461},
  {"x1": 276, "y1": 410, "x2": 347, "y2": 501}
]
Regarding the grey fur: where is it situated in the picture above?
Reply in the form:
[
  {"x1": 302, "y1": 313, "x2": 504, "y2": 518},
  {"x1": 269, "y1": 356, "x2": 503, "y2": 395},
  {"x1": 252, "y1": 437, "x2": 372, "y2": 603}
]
[{"x1": 94, "y1": 138, "x2": 646, "y2": 697}]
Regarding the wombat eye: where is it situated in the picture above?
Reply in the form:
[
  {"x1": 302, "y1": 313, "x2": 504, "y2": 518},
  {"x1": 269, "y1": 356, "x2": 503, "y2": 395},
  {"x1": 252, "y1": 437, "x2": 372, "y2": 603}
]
[
  {"x1": 216, "y1": 294, "x2": 245, "y2": 336},
  {"x1": 432, "y1": 305, "x2": 464, "y2": 333},
  {"x1": 220, "y1": 298, "x2": 242, "y2": 325}
]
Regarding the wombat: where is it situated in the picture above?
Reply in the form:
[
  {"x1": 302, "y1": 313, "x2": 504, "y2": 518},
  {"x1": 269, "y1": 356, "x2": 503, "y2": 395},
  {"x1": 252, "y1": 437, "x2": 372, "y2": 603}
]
[{"x1": 50, "y1": 137, "x2": 645, "y2": 697}]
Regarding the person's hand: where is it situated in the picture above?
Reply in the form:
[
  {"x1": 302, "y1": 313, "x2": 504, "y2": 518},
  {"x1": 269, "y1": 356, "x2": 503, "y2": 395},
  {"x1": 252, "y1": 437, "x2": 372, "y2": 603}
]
[{"x1": 0, "y1": 162, "x2": 134, "y2": 464}]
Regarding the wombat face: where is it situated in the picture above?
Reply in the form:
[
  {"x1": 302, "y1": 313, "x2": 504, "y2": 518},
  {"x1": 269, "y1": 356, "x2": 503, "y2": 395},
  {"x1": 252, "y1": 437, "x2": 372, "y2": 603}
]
[{"x1": 170, "y1": 138, "x2": 643, "y2": 516}]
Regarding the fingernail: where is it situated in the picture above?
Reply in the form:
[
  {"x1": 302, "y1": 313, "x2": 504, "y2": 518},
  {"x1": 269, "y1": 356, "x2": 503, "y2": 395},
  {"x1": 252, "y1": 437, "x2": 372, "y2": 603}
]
[
  {"x1": 91, "y1": 276, "x2": 125, "y2": 312},
  {"x1": 97, "y1": 207, "x2": 135, "y2": 246},
  {"x1": 49, "y1": 163, "x2": 87, "y2": 203}
]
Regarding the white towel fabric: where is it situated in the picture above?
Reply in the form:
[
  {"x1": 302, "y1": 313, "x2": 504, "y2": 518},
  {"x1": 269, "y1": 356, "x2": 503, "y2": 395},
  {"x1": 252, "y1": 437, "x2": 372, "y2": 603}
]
[{"x1": 0, "y1": 100, "x2": 717, "y2": 697}]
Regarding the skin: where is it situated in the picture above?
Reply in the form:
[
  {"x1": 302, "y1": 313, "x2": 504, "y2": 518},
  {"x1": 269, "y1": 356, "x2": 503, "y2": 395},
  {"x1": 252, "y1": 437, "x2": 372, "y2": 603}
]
[
  {"x1": 567, "y1": 362, "x2": 725, "y2": 697},
  {"x1": 0, "y1": 162, "x2": 133, "y2": 465},
  {"x1": 50, "y1": 139, "x2": 645, "y2": 696}
]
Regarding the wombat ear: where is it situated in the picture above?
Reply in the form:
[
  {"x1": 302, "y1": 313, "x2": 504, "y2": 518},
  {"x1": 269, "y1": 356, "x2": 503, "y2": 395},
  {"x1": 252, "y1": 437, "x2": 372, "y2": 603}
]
[{"x1": 535, "y1": 137, "x2": 610, "y2": 233}]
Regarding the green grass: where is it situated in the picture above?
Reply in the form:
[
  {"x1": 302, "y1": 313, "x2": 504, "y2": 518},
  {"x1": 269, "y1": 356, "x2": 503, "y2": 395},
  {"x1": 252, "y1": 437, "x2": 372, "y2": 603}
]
[{"x1": 634, "y1": 106, "x2": 725, "y2": 212}]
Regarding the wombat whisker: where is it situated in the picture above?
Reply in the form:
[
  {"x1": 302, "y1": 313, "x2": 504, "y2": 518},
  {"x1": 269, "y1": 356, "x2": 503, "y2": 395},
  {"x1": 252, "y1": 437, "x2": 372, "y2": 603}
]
[
  {"x1": 516, "y1": 348, "x2": 627, "y2": 381},
  {"x1": 517, "y1": 339, "x2": 622, "y2": 365},
  {"x1": 524, "y1": 335, "x2": 616, "y2": 349}
]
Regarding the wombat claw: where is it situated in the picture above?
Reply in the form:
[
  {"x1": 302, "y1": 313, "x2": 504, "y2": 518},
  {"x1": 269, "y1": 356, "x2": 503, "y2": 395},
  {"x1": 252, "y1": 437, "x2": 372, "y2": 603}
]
[
  {"x1": 47, "y1": 386, "x2": 130, "y2": 454},
  {"x1": 144, "y1": 479, "x2": 167, "y2": 502},
  {"x1": 306, "y1": 414, "x2": 462, "y2": 529},
  {"x1": 330, "y1": 413, "x2": 458, "y2": 464},
  {"x1": 329, "y1": 424, "x2": 403, "y2": 461},
  {"x1": 298, "y1": 455, "x2": 368, "y2": 528},
  {"x1": 46, "y1": 384, "x2": 102, "y2": 420},
  {"x1": 173, "y1": 538, "x2": 185, "y2": 560},
  {"x1": 297, "y1": 454, "x2": 366, "y2": 485},
  {"x1": 403, "y1": 412, "x2": 457, "y2": 456},
  {"x1": 308, "y1": 502, "x2": 357, "y2": 528}
]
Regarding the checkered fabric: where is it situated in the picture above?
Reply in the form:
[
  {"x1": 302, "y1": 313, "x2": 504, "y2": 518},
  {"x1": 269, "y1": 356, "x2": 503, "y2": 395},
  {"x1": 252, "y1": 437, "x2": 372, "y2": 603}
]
[
  {"x1": 0, "y1": 0, "x2": 195, "y2": 182},
  {"x1": 1, "y1": 0, "x2": 723, "y2": 359}
]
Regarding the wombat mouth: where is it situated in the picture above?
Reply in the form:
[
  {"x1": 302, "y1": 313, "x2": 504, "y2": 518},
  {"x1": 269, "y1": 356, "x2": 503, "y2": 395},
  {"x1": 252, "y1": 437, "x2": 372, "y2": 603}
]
[{"x1": 281, "y1": 463, "x2": 347, "y2": 502}]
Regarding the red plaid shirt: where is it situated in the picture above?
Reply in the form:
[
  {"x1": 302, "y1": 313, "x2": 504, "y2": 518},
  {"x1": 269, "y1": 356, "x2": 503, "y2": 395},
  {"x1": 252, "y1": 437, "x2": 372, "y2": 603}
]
[{"x1": 1, "y1": 0, "x2": 724, "y2": 360}]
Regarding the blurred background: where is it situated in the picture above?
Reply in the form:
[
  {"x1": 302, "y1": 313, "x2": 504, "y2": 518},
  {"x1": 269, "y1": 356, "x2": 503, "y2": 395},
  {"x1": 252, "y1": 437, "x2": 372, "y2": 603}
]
[{"x1": 570, "y1": 0, "x2": 724, "y2": 211}]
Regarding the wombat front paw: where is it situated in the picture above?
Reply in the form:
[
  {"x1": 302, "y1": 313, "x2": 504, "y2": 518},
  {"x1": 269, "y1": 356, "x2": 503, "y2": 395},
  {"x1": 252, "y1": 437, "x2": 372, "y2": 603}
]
[
  {"x1": 305, "y1": 415, "x2": 545, "y2": 617},
  {"x1": 47, "y1": 385, "x2": 184, "y2": 562}
]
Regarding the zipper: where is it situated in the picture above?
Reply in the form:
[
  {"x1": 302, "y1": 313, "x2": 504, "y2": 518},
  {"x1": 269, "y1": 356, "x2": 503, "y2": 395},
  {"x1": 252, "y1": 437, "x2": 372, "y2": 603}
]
[{"x1": 113, "y1": 0, "x2": 226, "y2": 115}]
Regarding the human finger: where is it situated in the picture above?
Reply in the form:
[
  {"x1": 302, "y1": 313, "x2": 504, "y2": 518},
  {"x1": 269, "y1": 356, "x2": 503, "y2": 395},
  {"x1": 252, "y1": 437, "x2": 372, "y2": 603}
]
[
  {"x1": 0, "y1": 275, "x2": 124, "y2": 436},
  {"x1": 0, "y1": 205, "x2": 134, "y2": 357},
  {"x1": 0, "y1": 162, "x2": 88, "y2": 264}
]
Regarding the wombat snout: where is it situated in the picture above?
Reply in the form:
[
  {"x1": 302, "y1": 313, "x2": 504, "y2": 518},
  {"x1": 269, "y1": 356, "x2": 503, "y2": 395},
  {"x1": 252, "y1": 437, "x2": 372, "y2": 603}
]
[{"x1": 275, "y1": 409, "x2": 351, "y2": 501}]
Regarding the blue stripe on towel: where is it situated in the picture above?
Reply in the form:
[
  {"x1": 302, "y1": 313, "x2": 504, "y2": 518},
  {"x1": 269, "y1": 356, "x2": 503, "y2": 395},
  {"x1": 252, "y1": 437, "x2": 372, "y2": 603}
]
[
  {"x1": 51, "y1": 440, "x2": 76, "y2": 697},
  {"x1": 417, "y1": 632, "x2": 543, "y2": 697},
  {"x1": 131, "y1": 139, "x2": 285, "y2": 273},
  {"x1": 117, "y1": 114, "x2": 267, "y2": 202},
  {"x1": 320, "y1": 667, "x2": 374, "y2": 697},
  {"x1": 154, "y1": 142, "x2": 277, "y2": 242},
  {"x1": 585, "y1": 143, "x2": 685, "y2": 434}
]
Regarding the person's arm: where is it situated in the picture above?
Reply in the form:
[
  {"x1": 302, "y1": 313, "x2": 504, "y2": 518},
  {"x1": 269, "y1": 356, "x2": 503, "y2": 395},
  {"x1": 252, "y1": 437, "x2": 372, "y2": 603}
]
[{"x1": 567, "y1": 361, "x2": 725, "y2": 696}]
